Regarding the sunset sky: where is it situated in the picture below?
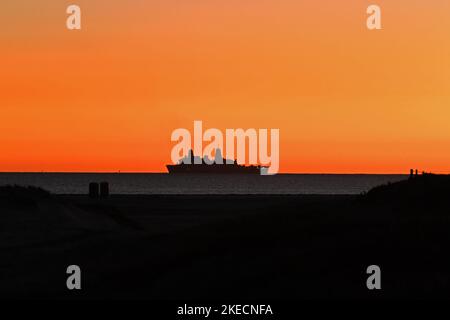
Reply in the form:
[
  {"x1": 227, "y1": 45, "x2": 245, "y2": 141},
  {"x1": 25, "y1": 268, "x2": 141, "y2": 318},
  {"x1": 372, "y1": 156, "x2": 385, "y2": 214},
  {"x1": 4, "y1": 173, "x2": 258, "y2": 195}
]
[{"x1": 1, "y1": 0, "x2": 450, "y2": 173}]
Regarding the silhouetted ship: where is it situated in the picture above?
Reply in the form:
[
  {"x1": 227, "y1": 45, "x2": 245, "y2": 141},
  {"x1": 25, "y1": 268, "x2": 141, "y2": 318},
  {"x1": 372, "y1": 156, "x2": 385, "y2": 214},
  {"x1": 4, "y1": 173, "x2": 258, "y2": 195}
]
[{"x1": 167, "y1": 149, "x2": 265, "y2": 174}]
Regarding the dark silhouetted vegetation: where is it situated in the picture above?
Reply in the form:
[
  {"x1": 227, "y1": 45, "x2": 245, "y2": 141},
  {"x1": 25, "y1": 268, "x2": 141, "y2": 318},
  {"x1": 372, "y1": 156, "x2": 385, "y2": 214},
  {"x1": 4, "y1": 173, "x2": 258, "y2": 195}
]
[
  {"x1": 0, "y1": 185, "x2": 51, "y2": 208},
  {"x1": 364, "y1": 173, "x2": 450, "y2": 215}
]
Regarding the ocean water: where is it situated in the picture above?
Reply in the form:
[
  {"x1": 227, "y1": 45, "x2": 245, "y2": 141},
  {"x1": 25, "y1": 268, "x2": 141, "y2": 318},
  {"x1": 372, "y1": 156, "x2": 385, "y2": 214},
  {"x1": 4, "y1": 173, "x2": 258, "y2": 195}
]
[{"x1": 0, "y1": 173, "x2": 407, "y2": 195}]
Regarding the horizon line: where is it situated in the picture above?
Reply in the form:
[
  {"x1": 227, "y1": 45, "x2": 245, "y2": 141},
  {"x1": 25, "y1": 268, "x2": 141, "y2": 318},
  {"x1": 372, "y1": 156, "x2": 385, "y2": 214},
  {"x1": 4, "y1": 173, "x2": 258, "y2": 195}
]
[{"x1": 0, "y1": 171, "x2": 417, "y2": 175}]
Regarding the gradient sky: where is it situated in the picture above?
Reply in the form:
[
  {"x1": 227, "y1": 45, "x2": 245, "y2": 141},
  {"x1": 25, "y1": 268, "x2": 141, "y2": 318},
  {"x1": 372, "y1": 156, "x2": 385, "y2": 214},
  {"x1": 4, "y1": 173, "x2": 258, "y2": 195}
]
[{"x1": 1, "y1": 0, "x2": 450, "y2": 173}]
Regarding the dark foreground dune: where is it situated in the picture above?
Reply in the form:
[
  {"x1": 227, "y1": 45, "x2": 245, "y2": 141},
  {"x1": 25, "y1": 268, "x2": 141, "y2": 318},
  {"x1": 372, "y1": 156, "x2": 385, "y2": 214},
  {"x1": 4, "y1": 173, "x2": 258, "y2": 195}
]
[{"x1": 1, "y1": 175, "x2": 450, "y2": 299}]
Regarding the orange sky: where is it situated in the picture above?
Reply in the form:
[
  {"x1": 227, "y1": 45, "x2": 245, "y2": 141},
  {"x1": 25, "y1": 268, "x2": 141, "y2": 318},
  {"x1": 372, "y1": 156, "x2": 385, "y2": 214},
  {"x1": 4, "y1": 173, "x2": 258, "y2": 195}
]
[{"x1": 1, "y1": 0, "x2": 450, "y2": 173}]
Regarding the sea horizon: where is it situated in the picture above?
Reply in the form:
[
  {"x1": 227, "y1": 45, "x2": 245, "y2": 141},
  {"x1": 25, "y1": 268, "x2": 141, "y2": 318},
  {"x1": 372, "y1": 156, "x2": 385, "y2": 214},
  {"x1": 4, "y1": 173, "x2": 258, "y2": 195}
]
[
  {"x1": 0, "y1": 172, "x2": 408, "y2": 195},
  {"x1": 0, "y1": 171, "x2": 415, "y2": 175}
]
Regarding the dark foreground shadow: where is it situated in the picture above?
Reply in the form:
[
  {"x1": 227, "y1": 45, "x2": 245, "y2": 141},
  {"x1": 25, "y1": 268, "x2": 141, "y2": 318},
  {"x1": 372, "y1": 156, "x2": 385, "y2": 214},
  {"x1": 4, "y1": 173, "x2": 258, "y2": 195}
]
[{"x1": 1, "y1": 175, "x2": 450, "y2": 300}]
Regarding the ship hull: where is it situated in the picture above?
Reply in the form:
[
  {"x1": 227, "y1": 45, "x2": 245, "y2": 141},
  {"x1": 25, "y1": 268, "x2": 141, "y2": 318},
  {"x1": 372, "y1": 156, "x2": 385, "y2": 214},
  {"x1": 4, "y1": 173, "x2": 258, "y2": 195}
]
[{"x1": 166, "y1": 164, "x2": 261, "y2": 174}]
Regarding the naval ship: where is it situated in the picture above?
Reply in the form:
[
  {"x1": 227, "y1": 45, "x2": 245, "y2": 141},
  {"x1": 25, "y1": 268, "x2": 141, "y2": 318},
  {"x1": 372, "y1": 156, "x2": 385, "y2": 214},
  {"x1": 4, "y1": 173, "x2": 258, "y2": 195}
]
[{"x1": 166, "y1": 149, "x2": 265, "y2": 174}]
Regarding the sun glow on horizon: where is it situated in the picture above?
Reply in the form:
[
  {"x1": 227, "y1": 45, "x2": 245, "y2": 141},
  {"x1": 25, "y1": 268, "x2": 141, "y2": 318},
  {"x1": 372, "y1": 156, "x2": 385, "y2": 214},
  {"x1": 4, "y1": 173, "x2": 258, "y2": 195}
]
[{"x1": 1, "y1": 0, "x2": 450, "y2": 174}]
